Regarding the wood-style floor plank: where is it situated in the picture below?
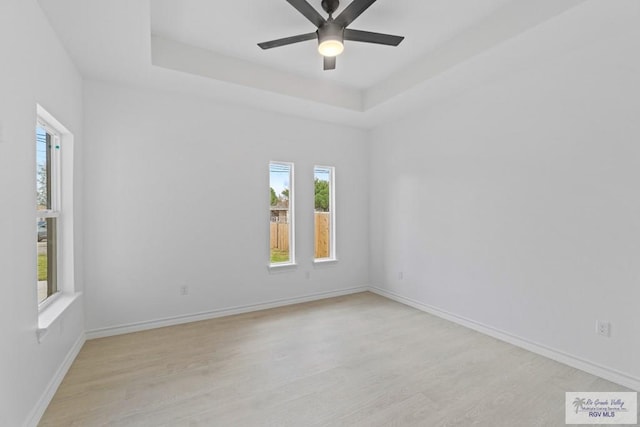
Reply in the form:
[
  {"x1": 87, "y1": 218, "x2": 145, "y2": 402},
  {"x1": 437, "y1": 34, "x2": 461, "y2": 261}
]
[{"x1": 39, "y1": 292, "x2": 634, "y2": 426}]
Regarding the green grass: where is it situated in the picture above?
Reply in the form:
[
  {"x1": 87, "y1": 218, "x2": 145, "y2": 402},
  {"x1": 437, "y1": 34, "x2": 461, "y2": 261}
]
[
  {"x1": 270, "y1": 249, "x2": 290, "y2": 263},
  {"x1": 38, "y1": 253, "x2": 47, "y2": 281}
]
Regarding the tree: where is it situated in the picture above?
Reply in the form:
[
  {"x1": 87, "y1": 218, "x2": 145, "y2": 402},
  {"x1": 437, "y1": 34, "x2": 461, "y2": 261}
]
[
  {"x1": 314, "y1": 179, "x2": 329, "y2": 211},
  {"x1": 280, "y1": 188, "x2": 289, "y2": 201},
  {"x1": 37, "y1": 163, "x2": 47, "y2": 209},
  {"x1": 270, "y1": 187, "x2": 278, "y2": 206}
]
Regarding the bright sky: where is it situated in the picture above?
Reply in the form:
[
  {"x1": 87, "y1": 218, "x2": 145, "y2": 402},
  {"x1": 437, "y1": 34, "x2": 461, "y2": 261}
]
[
  {"x1": 36, "y1": 126, "x2": 47, "y2": 166},
  {"x1": 315, "y1": 167, "x2": 330, "y2": 182},
  {"x1": 269, "y1": 163, "x2": 290, "y2": 196},
  {"x1": 270, "y1": 164, "x2": 331, "y2": 196}
]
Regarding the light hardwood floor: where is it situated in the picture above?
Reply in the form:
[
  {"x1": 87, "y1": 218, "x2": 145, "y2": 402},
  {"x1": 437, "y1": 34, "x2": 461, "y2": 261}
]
[{"x1": 40, "y1": 292, "x2": 634, "y2": 426}]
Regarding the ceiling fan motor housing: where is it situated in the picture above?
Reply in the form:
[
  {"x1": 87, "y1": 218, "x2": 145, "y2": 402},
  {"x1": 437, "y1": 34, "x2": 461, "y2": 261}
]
[{"x1": 317, "y1": 21, "x2": 345, "y2": 56}]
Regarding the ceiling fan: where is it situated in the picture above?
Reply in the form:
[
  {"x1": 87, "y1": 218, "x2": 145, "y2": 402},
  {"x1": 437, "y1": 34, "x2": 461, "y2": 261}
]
[{"x1": 258, "y1": 0, "x2": 404, "y2": 70}]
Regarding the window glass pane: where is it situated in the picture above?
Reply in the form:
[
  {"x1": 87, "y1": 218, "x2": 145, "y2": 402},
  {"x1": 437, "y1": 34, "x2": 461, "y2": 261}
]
[
  {"x1": 314, "y1": 166, "x2": 333, "y2": 259},
  {"x1": 36, "y1": 126, "x2": 49, "y2": 211},
  {"x1": 36, "y1": 125, "x2": 57, "y2": 303},
  {"x1": 37, "y1": 218, "x2": 47, "y2": 304},
  {"x1": 270, "y1": 163, "x2": 292, "y2": 264},
  {"x1": 37, "y1": 217, "x2": 57, "y2": 303}
]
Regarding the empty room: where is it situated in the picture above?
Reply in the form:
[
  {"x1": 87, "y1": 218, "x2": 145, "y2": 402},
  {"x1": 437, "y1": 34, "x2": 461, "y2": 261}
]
[{"x1": 1, "y1": 0, "x2": 639, "y2": 425}]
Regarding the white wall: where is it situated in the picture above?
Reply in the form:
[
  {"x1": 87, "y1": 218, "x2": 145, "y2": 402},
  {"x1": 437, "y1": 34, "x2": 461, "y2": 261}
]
[
  {"x1": 370, "y1": 1, "x2": 640, "y2": 388},
  {"x1": 0, "y1": 1, "x2": 85, "y2": 425},
  {"x1": 4, "y1": 1, "x2": 638, "y2": 423},
  {"x1": 83, "y1": 81, "x2": 369, "y2": 333}
]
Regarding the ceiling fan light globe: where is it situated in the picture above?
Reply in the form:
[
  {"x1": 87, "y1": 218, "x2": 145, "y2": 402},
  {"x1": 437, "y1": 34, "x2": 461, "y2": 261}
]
[{"x1": 318, "y1": 40, "x2": 344, "y2": 57}]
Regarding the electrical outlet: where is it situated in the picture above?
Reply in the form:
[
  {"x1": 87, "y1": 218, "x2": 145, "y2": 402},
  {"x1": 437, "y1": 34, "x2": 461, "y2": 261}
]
[
  {"x1": 180, "y1": 285, "x2": 189, "y2": 296},
  {"x1": 596, "y1": 320, "x2": 611, "y2": 337}
]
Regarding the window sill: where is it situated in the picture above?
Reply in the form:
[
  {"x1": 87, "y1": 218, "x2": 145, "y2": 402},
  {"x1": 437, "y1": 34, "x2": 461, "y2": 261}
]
[
  {"x1": 268, "y1": 263, "x2": 298, "y2": 273},
  {"x1": 313, "y1": 258, "x2": 338, "y2": 265},
  {"x1": 37, "y1": 292, "x2": 81, "y2": 343}
]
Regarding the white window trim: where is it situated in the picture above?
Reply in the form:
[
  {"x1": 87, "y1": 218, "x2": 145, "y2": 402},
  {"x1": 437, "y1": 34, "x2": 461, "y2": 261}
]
[
  {"x1": 269, "y1": 161, "x2": 295, "y2": 268},
  {"x1": 313, "y1": 258, "x2": 338, "y2": 265},
  {"x1": 314, "y1": 165, "x2": 337, "y2": 262},
  {"x1": 36, "y1": 104, "x2": 79, "y2": 341}
]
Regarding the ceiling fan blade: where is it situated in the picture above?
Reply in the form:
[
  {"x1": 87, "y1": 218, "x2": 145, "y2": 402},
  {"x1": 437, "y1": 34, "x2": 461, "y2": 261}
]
[
  {"x1": 286, "y1": 0, "x2": 326, "y2": 28},
  {"x1": 258, "y1": 32, "x2": 317, "y2": 49},
  {"x1": 334, "y1": 0, "x2": 377, "y2": 28},
  {"x1": 324, "y1": 56, "x2": 336, "y2": 70},
  {"x1": 344, "y1": 29, "x2": 404, "y2": 46}
]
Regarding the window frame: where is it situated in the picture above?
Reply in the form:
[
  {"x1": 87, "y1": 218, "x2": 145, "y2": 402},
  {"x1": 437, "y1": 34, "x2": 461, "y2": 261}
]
[
  {"x1": 313, "y1": 165, "x2": 336, "y2": 262},
  {"x1": 36, "y1": 120, "x2": 62, "y2": 307},
  {"x1": 269, "y1": 161, "x2": 296, "y2": 268}
]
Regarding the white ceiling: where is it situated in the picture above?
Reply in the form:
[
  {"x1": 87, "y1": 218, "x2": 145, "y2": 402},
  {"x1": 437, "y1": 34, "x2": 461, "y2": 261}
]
[
  {"x1": 37, "y1": 0, "x2": 589, "y2": 128},
  {"x1": 150, "y1": 0, "x2": 513, "y2": 89}
]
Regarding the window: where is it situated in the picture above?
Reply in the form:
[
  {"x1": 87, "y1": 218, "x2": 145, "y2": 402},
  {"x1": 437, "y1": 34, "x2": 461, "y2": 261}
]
[
  {"x1": 269, "y1": 162, "x2": 295, "y2": 265},
  {"x1": 314, "y1": 166, "x2": 335, "y2": 261},
  {"x1": 36, "y1": 123, "x2": 60, "y2": 304}
]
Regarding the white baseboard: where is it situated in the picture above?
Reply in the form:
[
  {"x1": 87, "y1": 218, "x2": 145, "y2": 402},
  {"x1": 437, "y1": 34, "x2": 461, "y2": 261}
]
[
  {"x1": 368, "y1": 286, "x2": 640, "y2": 392},
  {"x1": 25, "y1": 332, "x2": 86, "y2": 427},
  {"x1": 86, "y1": 286, "x2": 369, "y2": 340}
]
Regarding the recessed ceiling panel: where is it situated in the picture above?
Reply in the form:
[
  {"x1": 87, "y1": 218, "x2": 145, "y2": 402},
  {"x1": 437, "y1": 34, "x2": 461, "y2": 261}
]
[{"x1": 150, "y1": 0, "x2": 514, "y2": 89}]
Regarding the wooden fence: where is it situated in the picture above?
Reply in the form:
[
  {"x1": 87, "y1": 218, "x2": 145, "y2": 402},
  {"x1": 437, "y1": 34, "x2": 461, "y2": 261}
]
[
  {"x1": 270, "y1": 222, "x2": 289, "y2": 250},
  {"x1": 269, "y1": 213, "x2": 330, "y2": 257},
  {"x1": 315, "y1": 212, "x2": 330, "y2": 258}
]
